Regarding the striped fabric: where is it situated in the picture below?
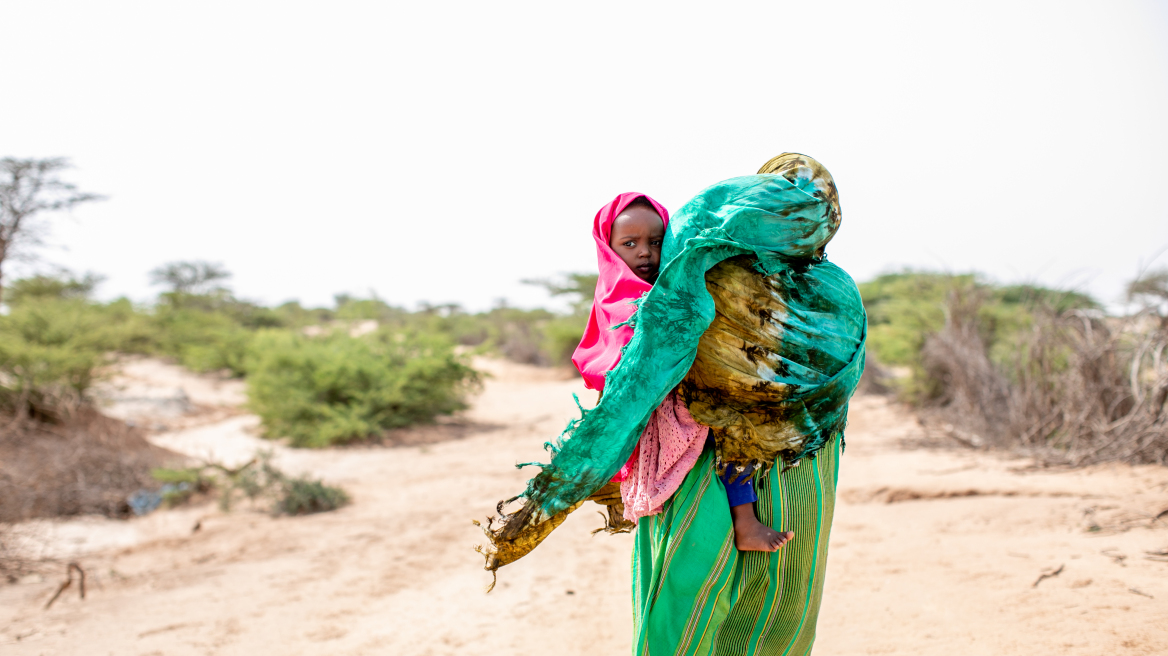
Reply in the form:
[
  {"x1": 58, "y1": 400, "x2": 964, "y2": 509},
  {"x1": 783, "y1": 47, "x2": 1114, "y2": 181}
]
[{"x1": 633, "y1": 435, "x2": 840, "y2": 656}]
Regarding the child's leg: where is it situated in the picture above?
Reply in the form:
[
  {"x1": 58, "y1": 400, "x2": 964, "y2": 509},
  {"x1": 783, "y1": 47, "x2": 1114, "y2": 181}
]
[{"x1": 720, "y1": 468, "x2": 794, "y2": 552}]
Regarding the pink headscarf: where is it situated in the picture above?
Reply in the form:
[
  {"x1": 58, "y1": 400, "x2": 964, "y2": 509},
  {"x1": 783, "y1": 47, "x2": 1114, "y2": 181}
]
[{"x1": 572, "y1": 192, "x2": 670, "y2": 391}]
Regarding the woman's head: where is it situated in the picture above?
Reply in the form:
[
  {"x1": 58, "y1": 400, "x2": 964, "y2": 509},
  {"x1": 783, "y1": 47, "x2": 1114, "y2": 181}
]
[{"x1": 607, "y1": 197, "x2": 665, "y2": 282}]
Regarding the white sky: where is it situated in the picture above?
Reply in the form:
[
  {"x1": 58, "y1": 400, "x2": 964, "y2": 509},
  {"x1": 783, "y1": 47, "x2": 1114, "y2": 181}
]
[{"x1": 3, "y1": 1, "x2": 1167, "y2": 311}]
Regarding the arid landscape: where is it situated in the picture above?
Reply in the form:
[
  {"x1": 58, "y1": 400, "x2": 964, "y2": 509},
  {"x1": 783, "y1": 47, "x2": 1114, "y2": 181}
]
[
  {"x1": 1, "y1": 357, "x2": 1165, "y2": 655},
  {"x1": 4, "y1": 4, "x2": 1167, "y2": 655}
]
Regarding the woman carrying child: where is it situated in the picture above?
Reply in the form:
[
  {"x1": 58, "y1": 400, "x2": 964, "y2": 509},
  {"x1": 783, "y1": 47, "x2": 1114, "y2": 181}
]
[{"x1": 479, "y1": 154, "x2": 866, "y2": 656}]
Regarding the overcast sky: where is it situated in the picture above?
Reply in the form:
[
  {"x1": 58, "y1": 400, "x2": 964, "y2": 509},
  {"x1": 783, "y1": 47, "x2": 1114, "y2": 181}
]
[{"x1": 4, "y1": 1, "x2": 1167, "y2": 311}]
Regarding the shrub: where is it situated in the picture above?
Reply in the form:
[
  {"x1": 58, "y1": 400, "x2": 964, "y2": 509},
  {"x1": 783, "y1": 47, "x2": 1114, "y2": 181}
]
[
  {"x1": 521, "y1": 273, "x2": 597, "y2": 366},
  {"x1": 5, "y1": 271, "x2": 103, "y2": 304},
  {"x1": 334, "y1": 295, "x2": 407, "y2": 323},
  {"x1": 858, "y1": 270, "x2": 1099, "y2": 400},
  {"x1": 917, "y1": 281, "x2": 1167, "y2": 465},
  {"x1": 394, "y1": 301, "x2": 579, "y2": 366},
  {"x1": 246, "y1": 329, "x2": 481, "y2": 447},
  {"x1": 151, "y1": 453, "x2": 350, "y2": 516},
  {"x1": 276, "y1": 476, "x2": 350, "y2": 515},
  {"x1": 304, "y1": 287, "x2": 595, "y2": 369},
  {"x1": 148, "y1": 299, "x2": 258, "y2": 376},
  {"x1": 150, "y1": 466, "x2": 216, "y2": 507},
  {"x1": 95, "y1": 298, "x2": 162, "y2": 354},
  {"x1": 0, "y1": 299, "x2": 108, "y2": 420},
  {"x1": 476, "y1": 306, "x2": 558, "y2": 365},
  {"x1": 272, "y1": 300, "x2": 336, "y2": 329},
  {"x1": 860, "y1": 272, "x2": 975, "y2": 368}
]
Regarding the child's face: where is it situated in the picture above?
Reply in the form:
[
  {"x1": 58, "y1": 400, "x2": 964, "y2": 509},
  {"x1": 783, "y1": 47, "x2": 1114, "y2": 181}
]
[{"x1": 609, "y1": 204, "x2": 665, "y2": 282}]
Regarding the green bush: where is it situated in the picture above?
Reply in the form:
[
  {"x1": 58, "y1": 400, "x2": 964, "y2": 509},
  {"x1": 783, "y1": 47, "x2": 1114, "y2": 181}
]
[
  {"x1": 246, "y1": 329, "x2": 481, "y2": 447},
  {"x1": 5, "y1": 272, "x2": 103, "y2": 304},
  {"x1": 155, "y1": 308, "x2": 253, "y2": 375},
  {"x1": 330, "y1": 276, "x2": 597, "y2": 368},
  {"x1": 373, "y1": 300, "x2": 582, "y2": 366},
  {"x1": 146, "y1": 293, "x2": 272, "y2": 376},
  {"x1": 334, "y1": 295, "x2": 407, "y2": 323},
  {"x1": 0, "y1": 272, "x2": 197, "y2": 419},
  {"x1": 4, "y1": 272, "x2": 157, "y2": 359},
  {"x1": 0, "y1": 269, "x2": 587, "y2": 431},
  {"x1": 272, "y1": 300, "x2": 336, "y2": 329},
  {"x1": 95, "y1": 298, "x2": 162, "y2": 354},
  {"x1": 6, "y1": 273, "x2": 265, "y2": 377},
  {"x1": 276, "y1": 476, "x2": 350, "y2": 515},
  {"x1": 859, "y1": 272, "x2": 972, "y2": 368},
  {"x1": 0, "y1": 299, "x2": 109, "y2": 419},
  {"x1": 297, "y1": 287, "x2": 594, "y2": 369}
]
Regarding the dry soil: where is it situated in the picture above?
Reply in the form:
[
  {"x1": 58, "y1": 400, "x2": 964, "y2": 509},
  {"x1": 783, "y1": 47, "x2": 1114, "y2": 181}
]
[{"x1": 1, "y1": 358, "x2": 1166, "y2": 655}]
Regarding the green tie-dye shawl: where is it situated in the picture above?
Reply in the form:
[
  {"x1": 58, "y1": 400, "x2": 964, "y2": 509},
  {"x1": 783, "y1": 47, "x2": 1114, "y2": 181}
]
[{"x1": 477, "y1": 155, "x2": 866, "y2": 578}]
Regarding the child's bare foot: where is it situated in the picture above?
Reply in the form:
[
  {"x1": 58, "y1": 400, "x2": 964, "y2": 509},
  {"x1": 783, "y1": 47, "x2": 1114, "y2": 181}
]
[{"x1": 730, "y1": 503, "x2": 794, "y2": 552}]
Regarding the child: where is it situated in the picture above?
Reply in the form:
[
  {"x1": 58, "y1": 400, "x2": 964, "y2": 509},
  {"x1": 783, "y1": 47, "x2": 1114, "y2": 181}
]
[{"x1": 572, "y1": 193, "x2": 793, "y2": 552}]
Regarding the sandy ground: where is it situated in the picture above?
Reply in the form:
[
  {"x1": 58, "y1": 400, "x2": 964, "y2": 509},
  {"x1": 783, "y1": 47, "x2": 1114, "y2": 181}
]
[{"x1": 2, "y1": 358, "x2": 1167, "y2": 655}]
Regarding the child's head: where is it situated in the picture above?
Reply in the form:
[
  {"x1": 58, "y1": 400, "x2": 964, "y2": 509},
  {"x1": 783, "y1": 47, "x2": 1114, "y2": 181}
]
[{"x1": 608, "y1": 197, "x2": 665, "y2": 283}]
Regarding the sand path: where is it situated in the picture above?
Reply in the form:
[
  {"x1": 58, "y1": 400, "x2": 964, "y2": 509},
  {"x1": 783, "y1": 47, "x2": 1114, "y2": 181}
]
[{"x1": 2, "y1": 358, "x2": 1166, "y2": 655}]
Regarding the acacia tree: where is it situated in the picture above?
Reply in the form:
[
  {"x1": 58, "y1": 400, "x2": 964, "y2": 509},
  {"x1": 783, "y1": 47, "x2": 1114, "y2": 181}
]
[
  {"x1": 149, "y1": 260, "x2": 232, "y2": 295},
  {"x1": 0, "y1": 157, "x2": 103, "y2": 305}
]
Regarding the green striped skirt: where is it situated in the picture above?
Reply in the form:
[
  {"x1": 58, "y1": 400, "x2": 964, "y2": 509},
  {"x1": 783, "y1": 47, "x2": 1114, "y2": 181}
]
[{"x1": 632, "y1": 436, "x2": 840, "y2": 656}]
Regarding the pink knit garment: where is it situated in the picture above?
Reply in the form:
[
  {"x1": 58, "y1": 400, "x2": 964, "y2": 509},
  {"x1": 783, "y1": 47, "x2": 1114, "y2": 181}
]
[{"x1": 619, "y1": 392, "x2": 709, "y2": 522}]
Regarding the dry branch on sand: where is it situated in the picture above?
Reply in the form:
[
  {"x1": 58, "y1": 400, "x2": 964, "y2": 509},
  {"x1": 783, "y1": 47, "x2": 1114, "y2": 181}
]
[
  {"x1": 153, "y1": 451, "x2": 350, "y2": 517},
  {"x1": 1032, "y1": 564, "x2": 1064, "y2": 587},
  {"x1": 43, "y1": 562, "x2": 86, "y2": 609}
]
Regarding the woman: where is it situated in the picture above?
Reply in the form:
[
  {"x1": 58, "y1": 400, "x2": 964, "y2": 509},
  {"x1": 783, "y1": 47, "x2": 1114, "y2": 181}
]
[{"x1": 478, "y1": 154, "x2": 866, "y2": 655}]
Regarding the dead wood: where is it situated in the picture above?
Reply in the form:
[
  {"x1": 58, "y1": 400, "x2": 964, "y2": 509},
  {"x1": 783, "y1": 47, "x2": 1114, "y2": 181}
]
[
  {"x1": 1032, "y1": 564, "x2": 1064, "y2": 587},
  {"x1": 43, "y1": 562, "x2": 85, "y2": 609}
]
